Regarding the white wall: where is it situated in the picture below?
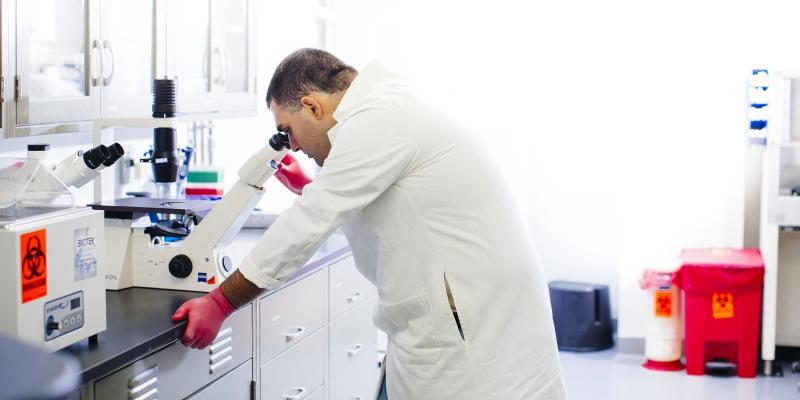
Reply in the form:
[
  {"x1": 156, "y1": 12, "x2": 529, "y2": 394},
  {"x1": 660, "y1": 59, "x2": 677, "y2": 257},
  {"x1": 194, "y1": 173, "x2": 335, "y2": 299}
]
[{"x1": 224, "y1": 0, "x2": 800, "y2": 338}]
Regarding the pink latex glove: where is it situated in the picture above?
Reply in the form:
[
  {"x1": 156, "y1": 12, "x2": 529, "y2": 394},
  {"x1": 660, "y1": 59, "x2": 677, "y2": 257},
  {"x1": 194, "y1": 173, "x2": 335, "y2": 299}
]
[
  {"x1": 274, "y1": 153, "x2": 313, "y2": 195},
  {"x1": 171, "y1": 287, "x2": 235, "y2": 349}
]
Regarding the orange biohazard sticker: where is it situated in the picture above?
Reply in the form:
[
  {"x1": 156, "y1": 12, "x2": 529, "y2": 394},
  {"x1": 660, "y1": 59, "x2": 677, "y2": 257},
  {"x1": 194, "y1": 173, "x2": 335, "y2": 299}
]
[
  {"x1": 20, "y1": 229, "x2": 47, "y2": 303},
  {"x1": 712, "y1": 292, "x2": 734, "y2": 319},
  {"x1": 655, "y1": 290, "x2": 673, "y2": 318}
]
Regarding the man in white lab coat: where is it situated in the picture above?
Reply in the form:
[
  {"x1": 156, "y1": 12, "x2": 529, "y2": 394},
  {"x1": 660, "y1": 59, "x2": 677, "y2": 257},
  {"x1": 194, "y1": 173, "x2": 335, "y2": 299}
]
[{"x1": 172, "y1": 48, "x2": 565, "y2": 399}]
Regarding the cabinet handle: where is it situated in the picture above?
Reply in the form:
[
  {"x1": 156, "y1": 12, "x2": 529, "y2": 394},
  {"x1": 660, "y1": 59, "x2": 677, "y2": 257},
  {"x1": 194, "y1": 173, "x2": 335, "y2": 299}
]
[
  {"x1": 282, "y1": 326, "x2": 306, "y2": 340},
  {"x1": 212, "y1": 48, "x2": 224, "y2": 85},
  {"x1": 346, "y1": 343, "x2": 364, "y2": 358},
  {"x1": 220, "y1": 48, "x2": 230, "y2": 86},
  {"x1": 347, "y1": 292, "x2": 361, "y2": 303},
  {"x1": 90, "y1": 40, "x2": 103, "y2": 87},
  {"x1": 283, "y1": 386, "x2": 306, "y2": 400},
  {"x1": 102, "y1": 40, "x2": 115, "y2": 86}
]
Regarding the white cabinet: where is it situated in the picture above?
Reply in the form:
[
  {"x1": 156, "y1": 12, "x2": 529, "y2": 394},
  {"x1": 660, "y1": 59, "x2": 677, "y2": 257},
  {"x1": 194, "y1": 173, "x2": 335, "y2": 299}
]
[
  {"x1": 329, "y1": 255, "x2": 377, "y2": 320},
  {"x1": 260, "y1": 328, "x2": 326, "y2": 400},
  {"x1": 0, "y1": 0, "x2": 9, "y2": 139},
  {"x1": 259, "y1": 269, "x2": 326, "y2": 363},
  {"x1": 98, "y1": 0, "x2": 155, "y2": 117},
  {"x1": 15, "y1": 0, "x2": 101, "y2": 126},
  {"x1": 8, "y1": 0, "x2": 256, "y2": 136},
  {"x1": 158, "y1": 0, "x2": 256, "y2": 114}
]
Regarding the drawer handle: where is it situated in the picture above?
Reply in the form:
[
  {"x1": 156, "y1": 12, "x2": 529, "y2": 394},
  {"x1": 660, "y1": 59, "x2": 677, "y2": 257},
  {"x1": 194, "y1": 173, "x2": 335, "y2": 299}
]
[
  {"x1": 130, "y1": 387, "x2": 157, "y2": 400},
  {"x1": 282, "y1": 326, "x2": 306, "y2": 340},
  {"x1": 214, "y1": 327, "x2": 233, "y2": 341},
  {"x1": 209, "y1": 336, "x2": 233, "y2": 353},
  {"x1": 128, "y1": 366, "x2": 158, "y2": 388},
  {"x1": 347, "y1": 343, "x2": 364, "y2": 358},
  {"x1": 209, "y1": 355, "x2": 233, "y2": 374},
  {"x1": 347, "y1": 292, "x2": 362, "y2": 303},
  {"x1": 209, "y1": 346, "x2": 233, "y2": 363},
  {"x1": 283, "y1": 386, "x2": 307, "y2": 400}
]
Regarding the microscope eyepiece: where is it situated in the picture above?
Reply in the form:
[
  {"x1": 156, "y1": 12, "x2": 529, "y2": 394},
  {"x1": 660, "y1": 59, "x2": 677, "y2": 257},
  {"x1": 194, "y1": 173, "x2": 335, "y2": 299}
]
[
  {"x1": 102, "y1": 142, "x2": 125, "y2": 167},
  {"x1": 269, "y1": 132, "x2": 290, "y2": 151},
  {"x1": 82, "y1": 145, "x2": 111, "y2": 170}
]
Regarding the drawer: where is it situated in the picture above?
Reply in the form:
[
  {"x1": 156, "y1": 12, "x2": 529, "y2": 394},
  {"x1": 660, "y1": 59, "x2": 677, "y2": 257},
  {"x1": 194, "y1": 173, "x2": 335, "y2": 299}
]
[
  {"x1": 329, "y1": 296, "x2": 378, "y2": 374},
  {"x1": 260, "y1": 328, "x2": 325, "y2": 400},
  {"x1": 305, "y1": 385, "x2": 325, "y2": 400},
  {"x1": 259, "y1": 270, "x2": 325, "y2": 363},
  {"x1": 329, "y1": 340, "x2": 381, "y2": 400},
  {"x1": 94, "y1": 304, "x2": 253, "y2": 400},
  {"x1": 329, "y1": 255, "x2": 377, "y2": 321},
  {"x1": 186, "y1": 359, "x2": 252, "y2": 400}
]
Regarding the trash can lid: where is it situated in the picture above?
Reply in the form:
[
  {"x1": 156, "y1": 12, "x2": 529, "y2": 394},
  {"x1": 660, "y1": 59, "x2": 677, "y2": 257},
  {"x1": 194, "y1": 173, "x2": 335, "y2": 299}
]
[
  {"x1": 675, "y1": 248, "x2": 764, "y2": 292},
  {"x1": 680, "y1": 248, "x2": 763, "y2": 269}
]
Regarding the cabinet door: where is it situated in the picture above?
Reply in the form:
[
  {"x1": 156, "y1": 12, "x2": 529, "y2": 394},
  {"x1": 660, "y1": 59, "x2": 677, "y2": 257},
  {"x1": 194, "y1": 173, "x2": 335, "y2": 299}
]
[
  {"x1": 99, "y1": 0, "x2": 154, "y2": 117},
  {"x1": 16, "y1": 0, "x2": 100, "y2": 126},
  {"x1": 212, "y1": 0, "x2": 256, "y2": 113},
  {"x1": 0, "y1": 0, "x2": 8, "y2": 138},
  {"x1": 160, "y1": 0, "x2": 217, "y2": 113},
  {"x1": 186, "y1": 359, "x2": 253, "y2": 400}
]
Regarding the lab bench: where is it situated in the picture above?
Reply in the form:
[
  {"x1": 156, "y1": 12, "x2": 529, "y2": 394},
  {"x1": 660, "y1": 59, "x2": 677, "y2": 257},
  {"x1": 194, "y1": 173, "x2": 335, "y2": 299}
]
[{"x1": 58, "y1": 231, "x2": 380, "y2": 400}]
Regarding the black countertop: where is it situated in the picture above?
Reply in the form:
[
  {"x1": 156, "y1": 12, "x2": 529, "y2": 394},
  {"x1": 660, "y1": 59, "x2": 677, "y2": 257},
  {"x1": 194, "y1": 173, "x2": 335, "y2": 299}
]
[{"x1": 58, "y1": 230, "x2": 351, "y2": 383}]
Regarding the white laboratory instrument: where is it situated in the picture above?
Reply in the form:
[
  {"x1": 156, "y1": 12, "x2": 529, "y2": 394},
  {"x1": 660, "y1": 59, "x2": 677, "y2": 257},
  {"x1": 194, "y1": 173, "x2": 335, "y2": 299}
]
[
  {"x1": 0, "y1": 147, "x2": 117, "y2": 351},
  {"x1": 94, "y1": 132, "x2": 290, "y2": 292}
]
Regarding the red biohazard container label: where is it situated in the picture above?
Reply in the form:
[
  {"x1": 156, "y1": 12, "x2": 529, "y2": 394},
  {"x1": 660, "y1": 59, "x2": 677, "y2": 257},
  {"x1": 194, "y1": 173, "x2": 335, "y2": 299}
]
[
  {"x1": 655, "y1": 290, "x2": 673, "y2": 318},
  {"x1": 20, "y1": 229, "x2": 47, "y2": 303},
  {"x1": 712, "y1": 292, "x2": 734, "y2": 319}
]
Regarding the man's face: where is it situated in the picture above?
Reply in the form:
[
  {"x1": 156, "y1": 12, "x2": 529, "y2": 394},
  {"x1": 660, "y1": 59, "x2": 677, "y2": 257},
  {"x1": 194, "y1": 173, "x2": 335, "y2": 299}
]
[{"x1": 271, "y1": 101, "x2": 333, "y2": 167}]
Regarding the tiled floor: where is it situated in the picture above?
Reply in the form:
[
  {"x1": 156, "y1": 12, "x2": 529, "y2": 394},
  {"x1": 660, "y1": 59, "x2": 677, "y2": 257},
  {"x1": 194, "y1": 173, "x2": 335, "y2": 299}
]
[{"x1": 560, "y1": 349, "x2": 798, "y2": 399}]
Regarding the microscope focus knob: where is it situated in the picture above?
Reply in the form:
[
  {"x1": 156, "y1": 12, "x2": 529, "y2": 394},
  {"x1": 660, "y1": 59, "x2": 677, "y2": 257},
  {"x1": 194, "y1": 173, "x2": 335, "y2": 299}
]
[{"x1": 169, "y1": 254, "x2": 193, "y2": 279}]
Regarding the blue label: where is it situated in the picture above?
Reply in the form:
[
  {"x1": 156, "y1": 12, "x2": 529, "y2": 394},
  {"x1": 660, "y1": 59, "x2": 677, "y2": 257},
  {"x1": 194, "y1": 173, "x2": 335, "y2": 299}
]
[{"x1": 197, "y1": 272, "x2": 207, "y2": 283}]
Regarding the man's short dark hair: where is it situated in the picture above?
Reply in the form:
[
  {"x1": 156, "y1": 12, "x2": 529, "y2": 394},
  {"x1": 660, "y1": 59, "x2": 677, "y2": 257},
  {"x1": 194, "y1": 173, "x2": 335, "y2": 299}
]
[{"x1": 266, "y1": 48, "x2": 357, "y2": 111}]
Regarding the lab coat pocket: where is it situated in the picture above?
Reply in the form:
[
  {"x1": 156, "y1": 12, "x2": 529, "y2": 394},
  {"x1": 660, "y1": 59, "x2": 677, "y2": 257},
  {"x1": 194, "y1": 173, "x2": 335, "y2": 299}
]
[{"x1": 373, "y1": 293, "x2": 443, "y2": 365}]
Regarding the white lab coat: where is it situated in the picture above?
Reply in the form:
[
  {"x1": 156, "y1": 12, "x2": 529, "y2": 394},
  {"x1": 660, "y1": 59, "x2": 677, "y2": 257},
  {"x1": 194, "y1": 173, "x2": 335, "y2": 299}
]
[{"x1": 239, "y1": 62, "x2": 565, "y2": 399}]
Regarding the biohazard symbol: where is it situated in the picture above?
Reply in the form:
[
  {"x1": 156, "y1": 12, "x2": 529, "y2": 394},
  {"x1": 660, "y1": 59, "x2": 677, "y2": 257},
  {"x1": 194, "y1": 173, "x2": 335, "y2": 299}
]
[
  {"x1": 20, "y1": 229, "x2": 47, "y2": 303},
  {"x1": 712, "y1": 292, "x2": 734, "y2": 319},
  {"x1": 22, "y1": 236, "x2": 46, "y2": 280},
  {"x1": 655, "y1": 290, "x2": 672, "y2": 318}
]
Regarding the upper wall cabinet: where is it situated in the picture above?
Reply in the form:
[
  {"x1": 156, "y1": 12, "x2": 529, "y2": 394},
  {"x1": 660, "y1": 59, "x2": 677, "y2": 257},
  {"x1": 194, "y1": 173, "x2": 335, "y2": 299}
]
[
  {"x1": 157, "y1": 0, "x2": 256, "y2": 114},
  {"x1": 15, "y1": 0, "x2": 101, "y2": 127},
  {"x1": 10, "y1": 0, "x2": 256, "y2": 136},
  {"x1": 0, "y1": 0, "x2": 9, "y2": 139},
  {"x1": 213, "y1": 0, "x2": 256, "y2": 113},
  {"x1": 99, "y1": 0, "x2": 155, "y2": 117}
]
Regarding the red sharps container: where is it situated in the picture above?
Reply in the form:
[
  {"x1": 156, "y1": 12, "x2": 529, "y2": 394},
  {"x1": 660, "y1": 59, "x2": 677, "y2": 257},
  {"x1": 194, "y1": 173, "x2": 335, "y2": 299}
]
[{"x1": 675, "y1": 248, "x2": 764, "y2": 378}]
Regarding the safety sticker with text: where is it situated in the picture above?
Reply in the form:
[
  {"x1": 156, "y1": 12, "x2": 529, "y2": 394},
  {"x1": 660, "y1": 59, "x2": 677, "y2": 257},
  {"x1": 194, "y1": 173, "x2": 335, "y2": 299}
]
[
  {"x1": 712, "y1": 292, "x2": 734, "y2": 319},
  {"x1": 20, "y1": 229, "x2": 47, "y2": 303},
  {"x1": 74, "y1": 227, "x2": 98, "y2": 281},
  {"x1": 655, "y1": 290, "x2": 672, "y2": 318}
]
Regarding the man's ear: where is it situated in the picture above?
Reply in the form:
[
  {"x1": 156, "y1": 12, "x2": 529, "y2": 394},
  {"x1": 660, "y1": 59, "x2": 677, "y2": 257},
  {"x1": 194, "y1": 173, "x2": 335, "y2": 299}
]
[{"x1": 300, "y1": 96, "x2": 323, "y2": 120}]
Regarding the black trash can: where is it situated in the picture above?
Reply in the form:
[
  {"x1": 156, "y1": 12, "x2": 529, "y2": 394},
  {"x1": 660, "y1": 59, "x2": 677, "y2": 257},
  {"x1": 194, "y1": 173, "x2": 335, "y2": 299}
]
[{"x1": 548, "y1": 281, "x2": 614, "y2": 352}]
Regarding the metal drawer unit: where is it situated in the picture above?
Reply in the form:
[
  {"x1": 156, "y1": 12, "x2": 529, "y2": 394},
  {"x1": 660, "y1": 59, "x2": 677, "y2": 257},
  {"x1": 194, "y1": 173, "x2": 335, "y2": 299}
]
[
  {"x1": 259, "y1": 269, "x2": 325, "y2": 364},
  {"x1": 329, "y1": 340, "x2": 381, "y2": 400},
  {"x1": 259, "y1": 328, "x2": 325, "y2": 400},
  {"x1": 186, "y1": 359, "x2": 252, "y2": 400},
  {"x1": 94, "y1": 304, "x2": 253, "y2": 400},
  {"x1": 328, "y1": 255, "x2": 377, "y2": 321},
  {"x1": 329, "y1": 296, "x2": 378, "y2": 374}
]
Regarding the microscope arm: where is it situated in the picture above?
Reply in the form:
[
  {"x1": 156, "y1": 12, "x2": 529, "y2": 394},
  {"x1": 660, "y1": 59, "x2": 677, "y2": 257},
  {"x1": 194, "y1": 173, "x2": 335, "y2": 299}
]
[{"x1": 180, "y1": 134, "x2": 290, "y2": 251}]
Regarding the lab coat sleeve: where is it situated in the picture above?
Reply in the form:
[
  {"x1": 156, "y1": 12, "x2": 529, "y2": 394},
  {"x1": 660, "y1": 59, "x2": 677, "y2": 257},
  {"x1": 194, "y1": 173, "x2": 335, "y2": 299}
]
[{"x1": 237, "y1": 106, "x2": 416, "y2": 289}]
